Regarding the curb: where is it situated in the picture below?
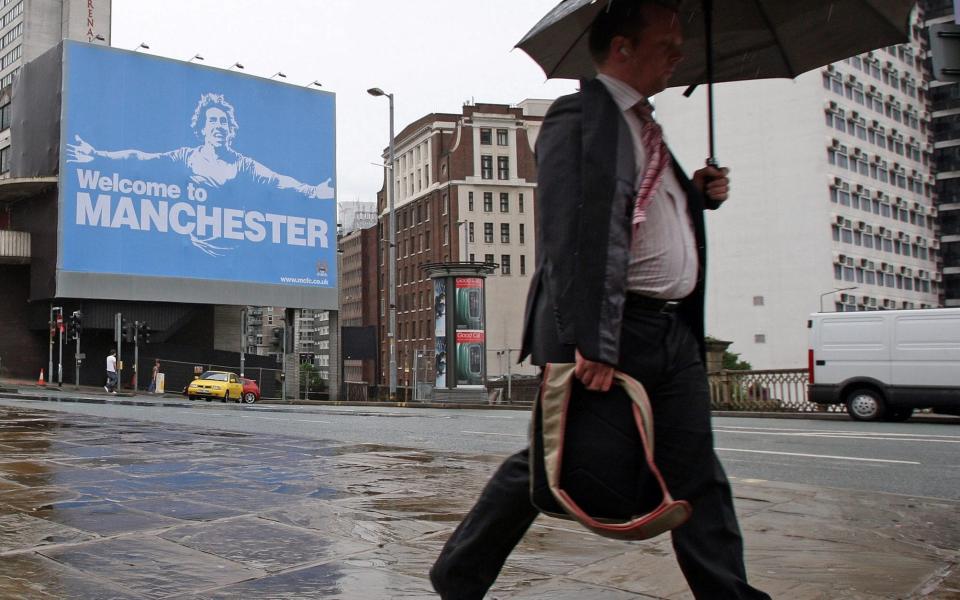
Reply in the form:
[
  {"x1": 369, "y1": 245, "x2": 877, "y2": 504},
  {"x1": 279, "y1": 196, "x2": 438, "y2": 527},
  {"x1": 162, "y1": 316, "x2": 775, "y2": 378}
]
[{"x1": 2, "y1": 390, "x2": 959, "y2": 424}]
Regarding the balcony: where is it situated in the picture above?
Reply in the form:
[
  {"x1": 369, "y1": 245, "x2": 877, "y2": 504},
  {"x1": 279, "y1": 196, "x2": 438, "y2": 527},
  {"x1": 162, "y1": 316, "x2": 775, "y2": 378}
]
[{"x1": 0, "y1": 230, "x2": 29, "y2": 264}]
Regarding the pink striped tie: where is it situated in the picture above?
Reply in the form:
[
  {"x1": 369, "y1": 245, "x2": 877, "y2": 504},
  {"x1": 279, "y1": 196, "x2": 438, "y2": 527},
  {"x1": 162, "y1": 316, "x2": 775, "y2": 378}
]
[{"x1": 632, "y1": 100, "x2": 670, "y2": 235}]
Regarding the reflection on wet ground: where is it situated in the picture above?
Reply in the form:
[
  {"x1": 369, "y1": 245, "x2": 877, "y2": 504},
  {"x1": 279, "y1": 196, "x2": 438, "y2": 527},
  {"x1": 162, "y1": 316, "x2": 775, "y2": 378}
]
[{"x1": 0, "y1": 406, "x2": 957, "y2": 599}]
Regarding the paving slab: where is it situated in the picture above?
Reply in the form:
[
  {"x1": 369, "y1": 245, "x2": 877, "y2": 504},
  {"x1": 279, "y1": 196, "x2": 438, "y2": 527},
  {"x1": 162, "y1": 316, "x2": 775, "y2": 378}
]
[{"x1": 0, "y1": 404, "x2": 956, "y2": 599}]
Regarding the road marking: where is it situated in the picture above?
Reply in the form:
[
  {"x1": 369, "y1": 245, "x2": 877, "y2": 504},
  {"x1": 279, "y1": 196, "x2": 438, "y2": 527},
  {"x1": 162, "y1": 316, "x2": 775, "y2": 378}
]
[
  {"x1": 237, "y1": 415, "x2": 332, "y2": 424},
  {"x1": 716, "y1": 425, "x2": 960, "y2": 440},
  {"x1": 714, "y1": 429, "x2": 960, "y2": 444},
  {"x1": 716, "y1": 447, "x2": 920, "y2": 465},
  {"x1": 461, "y1": 430, "x2": 526, "y2": 438}
]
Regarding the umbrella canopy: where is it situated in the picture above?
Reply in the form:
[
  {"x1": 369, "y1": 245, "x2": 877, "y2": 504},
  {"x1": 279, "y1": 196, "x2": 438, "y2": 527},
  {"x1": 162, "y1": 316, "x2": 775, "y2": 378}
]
[{"x1": 517, "y1": 0, "x2": 916, "y2": 86}]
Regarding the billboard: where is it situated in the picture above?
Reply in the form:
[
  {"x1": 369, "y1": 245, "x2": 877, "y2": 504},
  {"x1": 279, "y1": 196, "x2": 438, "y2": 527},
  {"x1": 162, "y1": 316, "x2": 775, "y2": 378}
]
[
  {"x1": 434, "y1": 278, "x2": 448, "y2": 388},
  {"x1": 57, "y1": 41, "x2": 337, "y2": 308},
  {"x1": 454, "y1": 277, "x2": 485, "y2": 386}
]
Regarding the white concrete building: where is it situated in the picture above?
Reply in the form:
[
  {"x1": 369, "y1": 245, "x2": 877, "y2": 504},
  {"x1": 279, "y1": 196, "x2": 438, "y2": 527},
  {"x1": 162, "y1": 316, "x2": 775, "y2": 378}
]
[
  {"x1": 655, "y1": 10, "x2": 938, "y2": 369},
  {"x1": 0, "y1": 0, "x2": 111, "y2": 173}
]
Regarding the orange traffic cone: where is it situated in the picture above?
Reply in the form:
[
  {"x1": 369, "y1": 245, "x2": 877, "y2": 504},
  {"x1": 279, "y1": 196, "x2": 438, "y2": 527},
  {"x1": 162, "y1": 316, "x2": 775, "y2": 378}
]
[{"x1": 38, "y1": 369, "x2": 45, "y2": 386}]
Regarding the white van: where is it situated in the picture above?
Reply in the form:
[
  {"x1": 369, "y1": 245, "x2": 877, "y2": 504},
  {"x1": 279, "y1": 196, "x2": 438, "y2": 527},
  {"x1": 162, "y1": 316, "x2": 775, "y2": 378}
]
[{"x1": 807, "y1": 308, "x2": 960, "y2": 421}]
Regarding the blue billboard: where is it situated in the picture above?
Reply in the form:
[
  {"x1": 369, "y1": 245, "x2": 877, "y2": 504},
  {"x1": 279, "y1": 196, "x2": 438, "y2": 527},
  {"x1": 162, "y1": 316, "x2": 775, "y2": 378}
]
[{"x1": 57, "y1": 41, "x2": 337, "y2": 307}]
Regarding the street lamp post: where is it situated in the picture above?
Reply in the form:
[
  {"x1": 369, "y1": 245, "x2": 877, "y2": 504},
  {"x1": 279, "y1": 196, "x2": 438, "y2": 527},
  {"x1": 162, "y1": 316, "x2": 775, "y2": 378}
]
[
  {"x1": 368, "y1": 86, "x2": 397, "y2": 401},
  {"x1": 457, "y1": 220, "x2": 469, "y2": 261},
  {"x1": 819, "y1": 286, "x2": 858, "y2": 312}
]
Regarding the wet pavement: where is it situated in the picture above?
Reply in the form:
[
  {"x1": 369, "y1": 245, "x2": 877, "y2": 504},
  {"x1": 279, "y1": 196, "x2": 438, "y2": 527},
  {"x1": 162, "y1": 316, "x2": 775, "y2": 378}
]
[{"x1": 0, "y1": 405, "x2": 957, "y2": 599}]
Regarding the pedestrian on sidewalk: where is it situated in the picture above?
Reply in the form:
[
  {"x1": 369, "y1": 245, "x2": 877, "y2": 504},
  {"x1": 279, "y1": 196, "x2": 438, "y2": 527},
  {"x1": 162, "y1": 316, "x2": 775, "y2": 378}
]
[
  {"x1": 430, "y1": 2, "x2": 770, "y2": 599},
  {"x1": 104, "y1": 350, "x2": 118, "y2": 395},
  {"x1": 148, "y1": 359, "x2": 160, "y2": 394}
]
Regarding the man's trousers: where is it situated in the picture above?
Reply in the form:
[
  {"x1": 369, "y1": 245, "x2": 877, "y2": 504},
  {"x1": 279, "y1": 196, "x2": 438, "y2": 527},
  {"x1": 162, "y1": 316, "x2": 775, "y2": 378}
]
[{"x1": 430, "y1": 308, "x2": 770, "y2": 600}]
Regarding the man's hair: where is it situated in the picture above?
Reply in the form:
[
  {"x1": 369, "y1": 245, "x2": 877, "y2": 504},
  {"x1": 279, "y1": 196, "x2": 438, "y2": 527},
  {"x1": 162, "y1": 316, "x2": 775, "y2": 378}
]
[
  {"x1": 588, "y1": 0, "x2": 681, "y2": 64},
  {"x1": 110, "y1": 349, "x2": 116, "y2": 355},
  {"x1": 191, "y1": 93, "x2": 239, "y2": 143}
]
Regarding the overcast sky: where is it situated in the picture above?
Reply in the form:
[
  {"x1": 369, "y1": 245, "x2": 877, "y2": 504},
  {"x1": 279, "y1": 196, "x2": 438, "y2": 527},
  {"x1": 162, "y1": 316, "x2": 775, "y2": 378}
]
[{"x1": 110, "y1": 0, "x2": 579, "y2": 207}]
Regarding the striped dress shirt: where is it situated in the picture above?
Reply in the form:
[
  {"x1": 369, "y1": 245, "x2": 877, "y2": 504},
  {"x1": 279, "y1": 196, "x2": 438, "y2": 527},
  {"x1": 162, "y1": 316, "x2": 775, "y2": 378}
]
[{"x1": 596, "y1": 74, "x2": 699, "y2": 300}]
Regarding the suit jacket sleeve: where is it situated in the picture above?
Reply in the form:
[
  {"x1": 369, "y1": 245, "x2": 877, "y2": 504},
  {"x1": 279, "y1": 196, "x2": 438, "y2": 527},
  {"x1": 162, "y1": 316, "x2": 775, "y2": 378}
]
[
  {"x1": 534, "y1": 95, "x2": 583, "y2": 351},
  {"x1": 535, "y1": 89, "x2": 633, "y2": 365}
]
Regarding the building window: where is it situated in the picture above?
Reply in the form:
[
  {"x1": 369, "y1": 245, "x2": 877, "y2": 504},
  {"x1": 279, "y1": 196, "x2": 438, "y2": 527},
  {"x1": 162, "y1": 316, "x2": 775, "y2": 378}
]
[
  {"x1": 753, "y1": 296, "x2": 764, "y2": 306},
  {"x1": 0, "y1": 146, "x2": 8, "y2": 174},
  {"x1": 483, "y1": 192, "x2": 493, "y2": 212},
  {"x1": 425, "y1": 230, "x2": 431, "y2": 249},
  {"x1": 754, "y1": 334, "x2": 766, "y2": 344},
  {"x1": 501, "y1": 223, "x2": 510, "y2": 243},
  {"x1": 481, "y1": 155, "x2": 493, "y2": 179},
  {"x1": 480, "y1": 128, "x2": 492, "y2": 145},
  {"x1": 496, "y1": 129, "x2": 508, "y2": 146},
  {"x1": 520, "y1": 254, "x2": 526, "y2": 275},
  {"x1": 500, "y1": 193, "x2": 509, "y2": 212},
  {"x1": 442, "y1": 193, "x2": 449, "y2": 215},
  {"x1": 519, "y1": 223, "x2": 525, "y2": 244},
  {"x1": 468, "y1": 191, "x2": 474, "y2": 211},
  {"x1": 485, "y1": 253, "x2": 495, "y2": 265},
  {"x1": 0, "y1": 102, "x2": 9, "y2": 131},
  {"x1": 519, "y1": 193, "x2": 524, "y2": 213},
  {"x1": 484, "y1": 222, "x2": 494, "y2": 243},
  {"x1": 469, "y1": 253, "x2": 475, "y2": 262},
  {"x1": 468, "y1": 222, "x2": 475, "y2": 243},
  {"x1": 497, "y1": 156, "x2": 509, "y2": 180},
  {"x1": 501, "y1": 255, "x2": 511, "y2": 275}
]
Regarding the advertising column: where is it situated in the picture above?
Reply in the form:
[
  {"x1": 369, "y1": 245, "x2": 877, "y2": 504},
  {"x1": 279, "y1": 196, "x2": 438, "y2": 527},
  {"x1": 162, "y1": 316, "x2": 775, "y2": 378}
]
[
  {"x1": 433, "y1": 278, "x2": 447, "y2": 388},
  {"x1": 454, "y1": 277, "x2": 485, "y2": 386}
]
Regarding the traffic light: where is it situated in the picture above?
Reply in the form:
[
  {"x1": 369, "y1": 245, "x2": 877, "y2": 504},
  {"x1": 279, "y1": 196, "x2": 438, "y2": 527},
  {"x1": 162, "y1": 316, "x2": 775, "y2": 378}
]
[
  {"x1": 68, "y1": 311, "x2": 82, "y2": 340},
  {"x1": 123, "y1": 320, "x2": 136, "y2": 343},
  {"x1": 137, "y1": 322, "x2": 152, "y2": 344}
]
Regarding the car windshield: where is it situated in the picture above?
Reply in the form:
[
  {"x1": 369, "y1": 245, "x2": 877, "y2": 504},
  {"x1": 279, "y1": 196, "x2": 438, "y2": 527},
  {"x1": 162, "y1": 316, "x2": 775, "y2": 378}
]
[{"x1": 200, "y1": 372, "x2": 229, "y2": 382}]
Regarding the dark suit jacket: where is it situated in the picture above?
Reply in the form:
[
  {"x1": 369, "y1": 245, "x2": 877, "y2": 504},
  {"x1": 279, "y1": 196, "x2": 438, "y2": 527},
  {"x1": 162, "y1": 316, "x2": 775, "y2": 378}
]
[{"x1": 519, "y1": 78, "x2": 717, "y2": 367}]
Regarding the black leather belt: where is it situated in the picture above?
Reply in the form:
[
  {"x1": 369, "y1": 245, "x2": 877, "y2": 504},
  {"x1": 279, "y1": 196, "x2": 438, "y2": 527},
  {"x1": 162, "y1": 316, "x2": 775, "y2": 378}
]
[{"x1": 626, "y1": 293, "x2": 683, "y2": 313}]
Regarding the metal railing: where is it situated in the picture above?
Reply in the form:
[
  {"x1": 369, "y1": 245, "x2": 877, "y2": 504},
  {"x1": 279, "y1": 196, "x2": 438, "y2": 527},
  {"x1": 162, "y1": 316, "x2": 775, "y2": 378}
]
[{"x1": 707, "y1": 368, "x2": 840, "y2": 413}]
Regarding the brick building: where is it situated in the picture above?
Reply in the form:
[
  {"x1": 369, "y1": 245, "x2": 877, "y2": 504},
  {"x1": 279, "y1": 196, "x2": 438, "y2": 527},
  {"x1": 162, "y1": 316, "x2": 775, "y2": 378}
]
[
  {"x1": 339, "y1": 224, "x2": 380, "y2": 384},
  {"x1": 373, "y1": 100, "x2": 551, "y2": 387}
]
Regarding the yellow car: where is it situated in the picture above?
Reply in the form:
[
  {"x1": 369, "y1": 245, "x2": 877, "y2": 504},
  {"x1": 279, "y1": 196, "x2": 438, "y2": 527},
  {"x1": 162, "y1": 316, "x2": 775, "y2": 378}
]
[{"x1": 186, "y1": 371, "x2": 244, "y2": 403}]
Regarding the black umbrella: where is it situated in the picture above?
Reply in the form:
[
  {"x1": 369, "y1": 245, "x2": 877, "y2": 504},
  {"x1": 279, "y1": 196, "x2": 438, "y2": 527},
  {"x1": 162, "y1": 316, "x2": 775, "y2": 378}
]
[{"x1": 516, "y1": 0, "x2": 916, "y2": 165}]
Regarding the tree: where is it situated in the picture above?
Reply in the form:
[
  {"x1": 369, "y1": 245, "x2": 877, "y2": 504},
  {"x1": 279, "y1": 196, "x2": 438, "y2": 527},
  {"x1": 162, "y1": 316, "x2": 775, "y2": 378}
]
[
  {"x1": 299, "y1": 363, "x2": 326, "y2": 398},
  {"x1": 722, "y1": 349, "x2": 752, "y2": 371}
]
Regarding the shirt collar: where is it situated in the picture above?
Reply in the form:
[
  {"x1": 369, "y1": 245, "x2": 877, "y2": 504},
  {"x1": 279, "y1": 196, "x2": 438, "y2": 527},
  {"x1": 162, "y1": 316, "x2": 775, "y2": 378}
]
[{"x1": 595, "y1": 73, "x2": 649, "y2": 113}]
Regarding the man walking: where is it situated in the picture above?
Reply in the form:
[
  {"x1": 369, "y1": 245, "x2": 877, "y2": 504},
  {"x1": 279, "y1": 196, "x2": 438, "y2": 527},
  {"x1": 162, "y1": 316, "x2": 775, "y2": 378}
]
[
  {"x1": 105, "y1": 350, "x2": 118, "y2": 395},
  {"x1": 430, "y1": 2, "x2": 770, "y2": 598}
]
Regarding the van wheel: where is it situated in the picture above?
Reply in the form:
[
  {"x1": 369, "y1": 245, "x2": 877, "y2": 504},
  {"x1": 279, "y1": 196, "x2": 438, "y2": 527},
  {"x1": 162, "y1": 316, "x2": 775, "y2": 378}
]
[
  {"x1": 846, "y1": 388, "x2": 885, "y2": 421},
  {"x1": 885, "y1": 408, "x2": 914, "y2": 422}
]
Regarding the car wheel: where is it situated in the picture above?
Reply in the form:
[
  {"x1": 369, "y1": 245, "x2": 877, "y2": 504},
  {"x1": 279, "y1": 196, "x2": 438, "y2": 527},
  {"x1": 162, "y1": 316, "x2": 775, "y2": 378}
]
[
  {"x1": 222, "y1": 391, "x2": 230, "y2": 403},
  {"x1": 846, "y1": 388, "x2": 885, "y2": 421},
  {"x1": 885, "y1": 408, "x2": 914, "y2": 422},
  {"x1": 243, "y1": 392, "x2": 257, "y2": 404}
]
